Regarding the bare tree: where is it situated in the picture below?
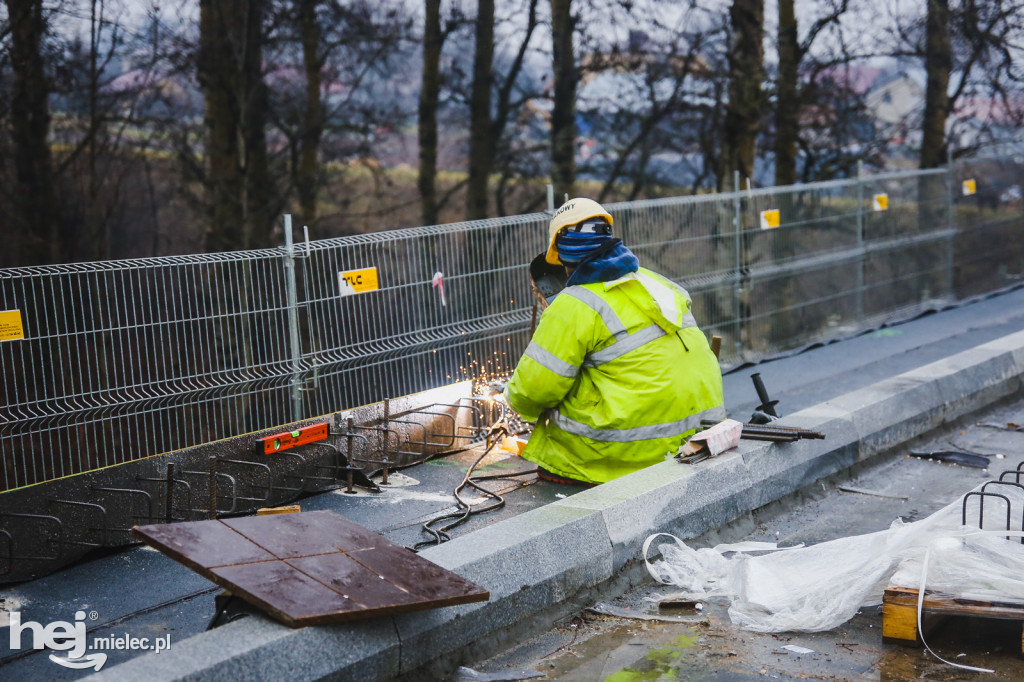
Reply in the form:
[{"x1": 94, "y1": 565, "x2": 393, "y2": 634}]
[
  {"x1": 465, "y1": 0, "x2": 494, "y2": 220},
  {"x1": 884, "y1": 0, "x2": 1024, "y2": 165},
  {"x1": 198, "y1": 0, "x2": 274, "y2": 252},
  {"x1": 296, "y1": 0, "x2": 323, "y2": 226},
  {"x1": 464, "y1": 0, "x2": 541, "y2": 219},
  {"x1": 773, "y1": 0, "x2": 853, "y2": 185},
  {"x1": 419, "y1": 0, "x2": 443, "y2": 226},
  {"x1": 774, "y1": 0, "x2": 798, "y2": 186},
  {"x1": 723, "y1": 0, "x2": 763, "y2": 188},
  {"x1": 2, "y1": 0, "x2": 59, "y2": 265},
  {"x1": 573, "y1": 2, "x2": 715, "y2": 201},
  {"x1": 264, "y1": 0, "x2": 414, "y2": 236},
  {"x1": 550, "y1": 0, "x2": 576, "y2": 199},
  {"x1": 921, "y1": 0, "x2": 951, "y2": 169}
]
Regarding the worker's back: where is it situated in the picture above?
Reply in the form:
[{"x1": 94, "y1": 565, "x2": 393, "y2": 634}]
[{"x1": 506, "y1": 266, "x2": 725, "y2": 484}]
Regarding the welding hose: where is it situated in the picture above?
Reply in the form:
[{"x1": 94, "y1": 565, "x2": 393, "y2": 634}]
[
  {"x1": 413, "y1": 421, "x2": 529, "y2": 550},
  {"x1": 414, "y1": 423, "x2": 507, "y2": 549}
]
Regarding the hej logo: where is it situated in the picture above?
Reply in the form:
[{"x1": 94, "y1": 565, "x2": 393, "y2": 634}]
[{"x1": 8, "y1": 610, "x2": 121, "y2": 671}]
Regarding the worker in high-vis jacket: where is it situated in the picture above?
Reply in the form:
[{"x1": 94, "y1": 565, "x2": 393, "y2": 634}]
[{"x1": 505, "y1": 198, "x2": 725, "y2": 486}]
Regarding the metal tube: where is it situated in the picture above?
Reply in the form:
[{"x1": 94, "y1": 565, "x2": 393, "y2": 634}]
[
  {"x1": 208, "y1": 456, "x2": 218, "y2": 520},
  {"x1": 944, "y1": 149, "x2": 955, "y2": 300},
  {"x1": 856, "y1": 159, "x2": 865, "y2": 320},
  {"x1": 283, "y1": 215, "x2": 303, "y2": 423},
  {"x1": 733, "y1": 170, "x2": 743, "y2": 357},
  {"x1": 165, "y1": 463, "x2": 175, "y2": 524}
]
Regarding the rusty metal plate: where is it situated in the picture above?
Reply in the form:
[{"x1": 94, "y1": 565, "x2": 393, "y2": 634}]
[{"x1": 132, "y1": 510, "x2": 488, "y2": 627}]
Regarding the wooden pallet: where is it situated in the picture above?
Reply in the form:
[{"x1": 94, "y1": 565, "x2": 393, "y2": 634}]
[{"x1": 882, "y1": 586, "x2": 1024, "y2": 654}]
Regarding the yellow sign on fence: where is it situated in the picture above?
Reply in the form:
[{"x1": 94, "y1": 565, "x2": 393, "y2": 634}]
[
  {"x1": 338, "y1": 267, "x2": 380, "y2": 296},
  {"x1": 759, "y1": 209, "x2": 781, "y2": 230},
  {"x1": 962, "y1": 179, "x2": 977, "y2": 196},
  {"x1": 0, "y1": 310, "x2": 25, "y2": 341},
  {"x1": 873, "y1": 194, "x2": 889, "y2": 211}
]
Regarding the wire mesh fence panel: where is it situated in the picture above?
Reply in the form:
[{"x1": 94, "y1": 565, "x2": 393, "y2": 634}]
[
  {"x1": 950, "y1": 158, "x2": 1024, "y2": 298},
  {"x1": 858, "y1": 170, "x2": 953, "y2": 323},
  {"x1": 3, "y1": 164, "x2": 1023, "y2": 491},
  {"x1": 741, "y1": 180, "x2": 862, "y2": 355},
  {"x1": 608, "y1": 194, "x2": 743, "y2": 364},
  {"x1": 295, "y1": 216, "x2": 546, "y2": 419},
  {"x1": 0, "y1": 253, "x2": 297, "y2": 491}
]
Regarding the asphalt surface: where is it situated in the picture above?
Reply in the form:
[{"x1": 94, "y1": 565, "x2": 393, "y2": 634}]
[
  {"x1": 722, "y1": 285, "x2": 1024, "y2": 420},
  {"x1": 471, "y1": 396, "x2": 1024, "y2": 681},
  {"x1": 2, "y1": 285, "x2": 1024, "y2": 680}
]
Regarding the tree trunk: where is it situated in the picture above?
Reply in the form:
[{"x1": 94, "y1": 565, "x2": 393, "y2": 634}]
[
  {"x1": 723, "y1": 0, "x2": 764, "y2": 187},
  {"x1": 418, "y1": 0, "x2": 442, "y2": 226},
  {"x1": 297, "y1": 0, "x2": 323, "y2": 228},
  {"x1": 465, "y1": 0, "x2": 495, "y2": 221},
  {"x1": 198, "y1": 0, "x2": 272, "y2": 252},
  {"x1": 550, "y1": 0, "x2": 576, "y2": 200},
  {"x1": 242, "y1": 0, "x2": 272, "y2": 250},
  {"x1": 920, "y1": 0, "x2": 950, "y2": 169},
  {"x1": 775, "y1": 0, "x2": 798, "y2": 187},
  {"x1": 4, "y1": 0, "x2": 59, "y2": 265}
]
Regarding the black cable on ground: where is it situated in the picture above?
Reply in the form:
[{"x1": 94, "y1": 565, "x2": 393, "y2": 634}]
[{"x1": 412, "y1": 422, "x2": 525, "y2": 551}]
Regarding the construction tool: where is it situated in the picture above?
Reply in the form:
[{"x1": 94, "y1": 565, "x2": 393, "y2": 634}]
[
  {"x1": 529, "y1": 253, "x2": 567, "y2": 310},
  {"x1": 700, "y1": 420, "x2": 825, "y2": 442},
  {"x1": 749, "y1": 372, "x2": 779, "y2": 420},
  {"x1": 528, "y1": 253, "x2": 568, "y2": 336}
]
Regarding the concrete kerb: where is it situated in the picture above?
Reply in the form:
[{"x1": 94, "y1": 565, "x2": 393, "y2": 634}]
[{"x1": 90, "y1": 329, "x2": 1024, "y2": 682}]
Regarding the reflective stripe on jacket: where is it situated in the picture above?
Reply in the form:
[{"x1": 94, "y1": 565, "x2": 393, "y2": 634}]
[{"x1": 505, "y1": 267, "x2": 725, "y2": 485}]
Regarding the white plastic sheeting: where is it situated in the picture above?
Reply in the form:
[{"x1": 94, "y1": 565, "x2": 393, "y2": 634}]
[{"x1": 644, "y1": 486, "x2": 1024, "y2": 634}]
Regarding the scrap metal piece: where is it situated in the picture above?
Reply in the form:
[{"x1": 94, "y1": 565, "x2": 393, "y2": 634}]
[
  {"x1": 453, "y1": 667, "x2": 544, "y2": 681},
  {"x1": 961, "y1": 490, "x2": 1012, "y2": 531},
  {"x1": 837, "y1": 487, "x2": 910, "y2": 501},
  {"x1": 908, "y1": 450, "x2": 989, "y2": 469},
  {"x1": 588, "y1": 601, "x2": 707, "y2": 624},
  {"x1": 980, "y1": 480, "x2": 1024, "y2": 543},
  {"x1": 699, "y1": 420, "x2": 825, "y2": 442}
]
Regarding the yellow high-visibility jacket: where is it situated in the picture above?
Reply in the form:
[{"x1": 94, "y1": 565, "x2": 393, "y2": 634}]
[{"x1": 505, "y1": 267, "x2": 725, "y2": 485}]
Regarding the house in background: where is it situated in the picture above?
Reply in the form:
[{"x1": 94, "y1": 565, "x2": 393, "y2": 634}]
[{"x1": 864, "y1": 70, "x2": 926, "y2": 154}]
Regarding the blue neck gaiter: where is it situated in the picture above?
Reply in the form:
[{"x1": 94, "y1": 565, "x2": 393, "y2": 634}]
[{"x1": 559, "y1": 235, "x2": 639, "y2": 286}]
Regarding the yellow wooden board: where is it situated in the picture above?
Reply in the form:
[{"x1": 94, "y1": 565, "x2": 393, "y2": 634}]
[
  {"x1": 883, "y1": 586, "x2": 1024, "y2": 653},
  {"x1": 338, "y1": 267, "x2": 379, "y2": 296},
  {"x1": 873, "y1": 194, "x2": 889, "y2": 211},
  {"x1": 963, "y1": 178, "x2": 977, "y2": 196},
  {"x1": 0, "y1": 310, "x2": 25, "y2": 342}
]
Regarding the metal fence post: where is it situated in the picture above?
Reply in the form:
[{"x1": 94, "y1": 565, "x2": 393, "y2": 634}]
[
  {"x1": 733, "y1": 170, "x2": 743, "y2": 358},
  {"x1": 945, "y1": 149, "x2": 955, "y2": 301},
  {"x1": 856, "y1": 160, "x2": 865, "y2": 321},
  {"x1": 283, "y1": 215, "x2": 303, "y2": 423}
]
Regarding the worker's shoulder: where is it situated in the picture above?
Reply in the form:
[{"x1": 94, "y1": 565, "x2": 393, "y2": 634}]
[
  {"x1": 547, "y1": 284, "x2": 608, "y2": 317},
  {"x1": 636, "y1": 267, "x2": 690, "y2": 297},
  {"x1": 636, "y1": 266, "x2": 676, "y2": 286},
  {"x1": 556, "y1": 282, "x2": 610, "y2": 304}
]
